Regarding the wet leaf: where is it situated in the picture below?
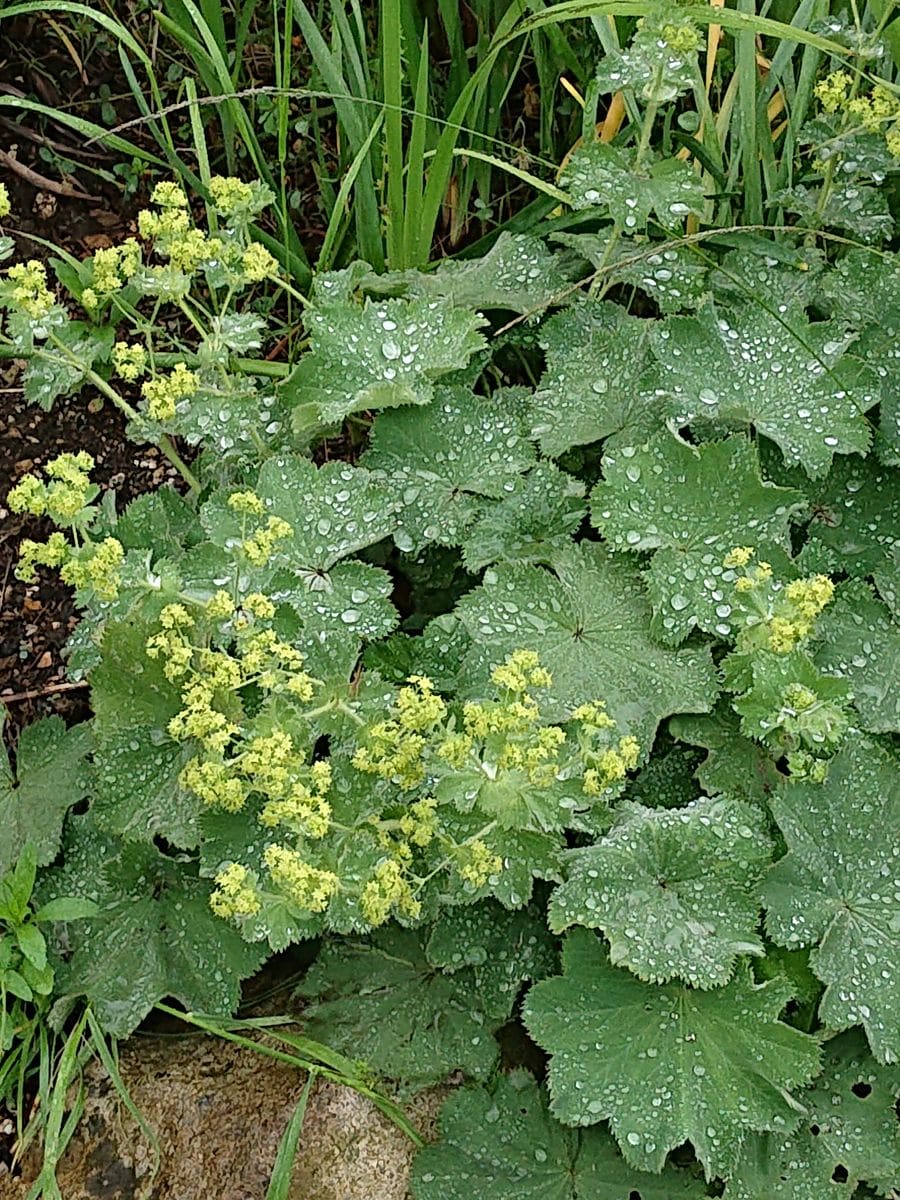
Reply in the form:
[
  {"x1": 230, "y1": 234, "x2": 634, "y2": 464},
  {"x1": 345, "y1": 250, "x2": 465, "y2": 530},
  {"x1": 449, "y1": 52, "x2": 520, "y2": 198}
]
[
  {"x1": 549, "y1": 795, "x2": 773, "y2": 988},
  {"x1": 764, "y1": 738, "x2": 900, "y2": 1063},
  {"x1": 592, "y1": 433, "x2": 805, "y2": 643},
  {"x1": 523, "y1": 929, "x2": 821, "y2": 1177}
]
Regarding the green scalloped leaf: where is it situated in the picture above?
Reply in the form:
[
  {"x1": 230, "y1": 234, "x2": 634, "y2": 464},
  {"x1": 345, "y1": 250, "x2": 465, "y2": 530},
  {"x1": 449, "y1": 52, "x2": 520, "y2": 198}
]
[
  {"x1": 456, "y1": 543, "x2": 717, "y2": 745},
  {"x1": 561, "y1": 144, "x2": 705, "y2": 230},
  {"x1": 669, "y1": 706, "x2": 785, "y2": 806},
  {"x1": 529, "y1": 300, "x2": 656, "y2": 458},
  {"x1": 42, "y1": 814, "x2": 266, "y2": 1037},
  {"x1": 591, "y1": 433, "x2": 804, "y2": 643},
  {"x1": 549, "y1": 795, "x2": 773, "y2": 988},
  {"x1": 285, "y1": 296, "x2": 488, "y2": 436},
  {"x1": 815, "y1": 581, "x2": 900, "y2": 733},
  {"x1": 426, "y1": 900, "x2": 557, "y2": 1013},
  {"x1": 363, "y1": 385, "x2": 536, "y2": 553},
  {"x1": 410, "y1": 1072, "x2": 710, "y2": 1200},
  {"x1": 90, "y1": 619, "x2": 197, "y2": 847},
  {"x1": 653, "y1": 302, "x2": 877, "y2": 478},
  {"x1": 460, "y1": 461, "x2": 586, "y2": 572},
  {"x1": 724, "y1": 1030, "x2": 900, "y2": 1200},
  {"x1": 523, "y1": 929, "x2": 821, "y2": 1178},
  {"x1": 294, "y1": 926, "x2": 507, "y2": 1094},
  {"x1": 0, "y1": 717, "x2": 92, "y2": 875},
  {"x1": 802, "y1": 454, "x2": 900, "y2": 578},
  {"x1": 764, "y1": 738, "x2": 900, "y2": 1064}
]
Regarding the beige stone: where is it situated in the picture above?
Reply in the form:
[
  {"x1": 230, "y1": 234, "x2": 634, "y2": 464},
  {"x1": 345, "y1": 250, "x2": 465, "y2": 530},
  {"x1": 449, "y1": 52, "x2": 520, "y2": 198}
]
[{"x1": 1, "y1": 1033, "x2": 443, "y2": 1200}]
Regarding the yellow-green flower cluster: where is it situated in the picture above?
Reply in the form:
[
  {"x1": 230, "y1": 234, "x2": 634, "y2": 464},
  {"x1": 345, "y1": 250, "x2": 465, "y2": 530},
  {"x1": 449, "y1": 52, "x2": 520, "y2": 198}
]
[
  {"x1": 661, "y1": 20, "x2": 701, "y2": 53},
  {"x1": 240, "y1": 243, "x2": 278, "y2": 282},
  {"x1": 111, "y1": 341, "x2": 147, "y2": 381},
  {"x1": 228, "y1": 490, "x2": 265, "y2": 516},
  {"x1": 141, "y1": 362, "x2": 198, "y2": 421},
  {"x1": 359, "y1": 858, "x2": 420, "y2": 925},
  {"x1": 6, "y1": 260, "x2": 55, "y2": 319},
  {"x1": 150, "y1": 181, "x2": 188, "y2": 209},
  {"x1": 571, "y1": 700, "x2": 639, "y2": 796},
  {"x1": 16, "y1": 532, "x2": 70, "y2": 583},
  {"x1": 137, "y1": 205, "x2": 190, "y2": 242},
  {"x1": 262, "y1": 844, "x2": 338, "y2": 913},
  {"x1": 260, "y1": 761, "x2": 333, "y2": 838},
  {"x1": 814, "y1": 72, "x2": 900, "y2": 157},
  {"x1": 456, "y1": 839, "x2": 502, "y2": 888},
  {"x1": 242, "y1": 517, "x2": 293, "y2": 567},
  {"x1": 60, "y1": 537, "x2": 125, "y2": 600},
  {"x1": 88, "y1": 240, "x2": 142, "y2": 302},
  {"x1": 815, "y1": 70, "x2": 853, "y2": 113},
  {"x1": 398, "y1": 797, "x2": 438, "y2": 848},
  {"x1": 210, "y1": 863, "x2": 261, "y2": 918},
  {"x1": 0, "y1": 182, "x2": 10, "y2": 220},
  {"x1": 180, "y1": 759, "x2": 248, "y2": 812},
  {"x1": 727, "y1": 548, "x2": 834, "y2": 654},
  {"x1": 7, "y1": 452, "x2": 95, "y2": 523}
]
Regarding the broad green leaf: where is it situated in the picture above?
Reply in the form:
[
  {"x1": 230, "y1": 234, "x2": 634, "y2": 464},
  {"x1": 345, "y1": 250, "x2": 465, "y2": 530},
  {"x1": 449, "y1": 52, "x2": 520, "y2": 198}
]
[
  {"x1": 820, "y1": 249, "x2": 900, "y2": 464},
  {"x1": 778, "y1": 182, "x2": 893, "y2": 245},
  {"x1": 90, "y1": 619, "x2": 197, "y2": 847},
  {"x1": 168, "y1": 375, "x2": 285, "y2": 459},
  {"x1": 363, "y1": 385, "x2": 536, "y2": 553},
  {"x1": 112, "y1": 487, "x2": 200, "y2": 555},
  {"x1": 294, "y1": 926, "x2": 506, "y2": 1093},
  {"x1": 549, "y1": 795, "x2": 773, "y2": 988},
  {"x1": 556, "y1": 234, "x2": 709, "y2": 314},
  {"x1": 423, "y1": 812, "x2": 563, "y2": 910},
  {"x1": 724, "y1": 1030, "x2": 900, "y2": 1200},
  {"x1": 815, "y1": 582, "x2": 900, "y2": 733},
  {"x1": 410, "y1": 1072, "x2": 709, "y2": 1200},
  {"x1": 285, "y1": 296, "x2": 487, "y2": 435},
  {"x1": 732, "y1": 650, "x2": 852, "y2": 746},
  {"x1": 623, "y1": 738, "x2": 704, "y2": 810},
  {"x1": 592, "y1": 433, "x2": 804, "y2": 643},
  {"x1": 653, "y1": 303, "x2": 877, "y2": 478},
  {"x1": 460, "y1": 461, "x2": 586, "y2": 572},
  {"x1": 44, "y1": 815, "x2": 266, "y2": 1036},
  {"x1": 523, "y1": 929, "x2": 821, "y2": 1178},
  {"x1": 764, "y1": 738, "x2": 900, "y2": 1064},
  {"x1": 802, "y1": 454, "x2": 900, "y2": 578},
  {"x1": 529, "y1": 300, "x2": 656, "y2": 458},
  {"x1": 426, "y1": 900, "x2": 557, "y2": 1014},
  {"x1": 378, "y1": 232, "x2": 576, "y2": 315},
  {"x1": 710, "y1": 246, "x2": 824, "y2": 312},
  {"x1": 561, "y1": 144, "x2": 705, "y2": 230},
  {"x1": 669, "y1": 706, "x2": 785, "y2": 806},
  {"x1": 0, "y1": 717, "x2": 91, "y2": 875},
  {"x1": 23, "y1": 322, "x2": 114, "y2": 409},
  {"x1": 456, "y1": 543, "x2": 717, "y2": 745},
  {"x1": 594, "y1": 17, "x2": 699, "y2": 101}
]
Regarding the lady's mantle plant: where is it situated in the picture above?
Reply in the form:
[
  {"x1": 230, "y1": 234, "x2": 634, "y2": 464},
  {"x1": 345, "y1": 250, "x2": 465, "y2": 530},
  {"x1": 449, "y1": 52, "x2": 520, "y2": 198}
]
[{"x1": 2, "y1": 13, "x2": 900, "y2": 1196}]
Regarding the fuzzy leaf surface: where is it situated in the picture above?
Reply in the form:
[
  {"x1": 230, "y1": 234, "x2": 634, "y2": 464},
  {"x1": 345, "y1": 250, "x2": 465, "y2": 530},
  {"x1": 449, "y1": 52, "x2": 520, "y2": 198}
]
[
  {"x1": 410, "y1": 1072, "x2": 709, "y2": 1200},
  {"x1": 89, "y1": 619, "x2": 196, "y2": 847},
  {"x1": 523, "y1": 929, "x2": 821, "y2": 1177},
  {"x1": 286, "y1": 296, "x2": 487, "y2": 431},
  {"x1": 592, "y1": 433, "x2": 804, "y2": 643},
  {"x1": 0, "y1": 717, "x2": 92, "y2": 875},
  {"x1": 654, "y1": 303, "x2": 876, "y2": 478},
  {"x1": 529, "y1": 301, "x2": 655, "y2": 457},
  {"x1": 44, "y1": 816, "x2": 266, "y2": 1036},
  {"x1": 363, "y1": 385, "x2": 535, "y2": 552},
  {"x1": 294, "y1": 926, "x2": 505, "y2": 1092},
  {"x1": 802, "y1": 455, "x2": 900, "y2": 578},
  {"x1": 815, "y1": 581, "x2": 900, "y2": 733},
  {"x1": 724, "y1": 1030, "x2": 900, "y2": 1200},
  {"x1": 456, "y1": 544, "x2": 717, "y2": 743},
  {"x1": 549, "y1": 796, "x2": 773, "y2": 987},
  {"x1": 561, "y1": 144, "x2": 705, "y2": 229},
  {"x1": 764, "y1": 739, "x2": 900, "y2": 1063}
]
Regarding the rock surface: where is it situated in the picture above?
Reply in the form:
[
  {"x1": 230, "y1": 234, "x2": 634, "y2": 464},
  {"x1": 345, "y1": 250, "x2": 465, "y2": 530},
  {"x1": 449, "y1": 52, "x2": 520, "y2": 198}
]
[{"x1": 2, "y1": 1032, "x2": 442, "y2": 1200}]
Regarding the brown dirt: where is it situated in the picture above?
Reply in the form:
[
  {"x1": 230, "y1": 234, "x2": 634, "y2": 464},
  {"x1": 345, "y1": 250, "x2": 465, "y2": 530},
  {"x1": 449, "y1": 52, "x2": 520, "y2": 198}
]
[{"x1": 0, "y1": 1031, "x2": 445, "y2": 1200}]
